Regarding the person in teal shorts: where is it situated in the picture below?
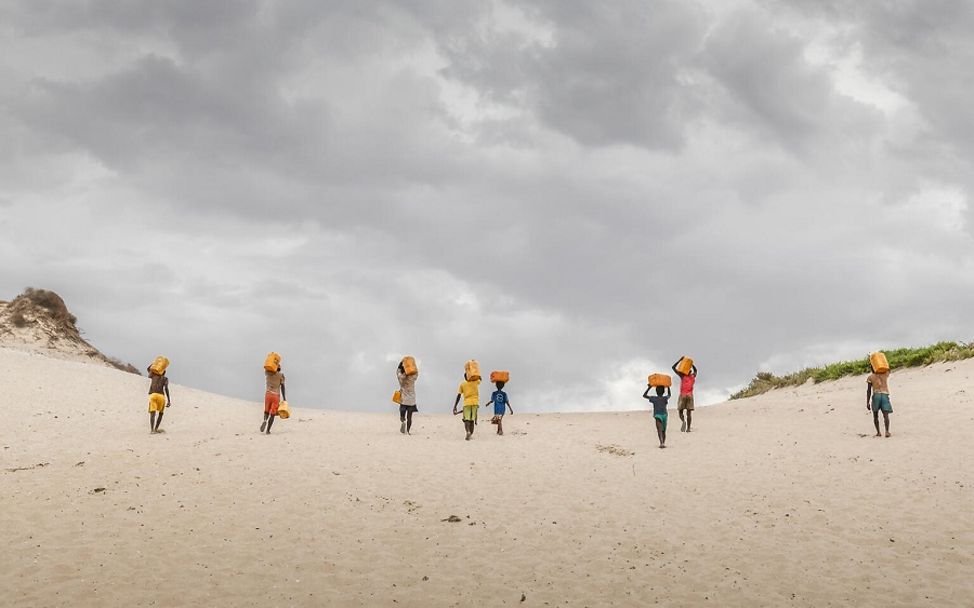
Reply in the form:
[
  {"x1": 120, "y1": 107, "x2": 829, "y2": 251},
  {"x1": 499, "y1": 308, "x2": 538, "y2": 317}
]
[
  {"x1": 866, "y1": 370, "x2": 893, "y2": 437},
  {"x1": 643, "y1": 384, "x2": 671, "y2": 448}
]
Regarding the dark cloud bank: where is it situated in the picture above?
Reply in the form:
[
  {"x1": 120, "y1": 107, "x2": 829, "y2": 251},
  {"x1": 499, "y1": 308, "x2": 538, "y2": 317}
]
[{"x1": 1, "y1": 0, "x2": 972, "y2": 411}]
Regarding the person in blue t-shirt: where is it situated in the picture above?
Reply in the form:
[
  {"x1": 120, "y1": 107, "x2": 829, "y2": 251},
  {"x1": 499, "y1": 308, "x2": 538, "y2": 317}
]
[
  {"x1": 642, "y1": 384, "x2": 671, "y2": 448},
  {"x1": 486, "y1": 380, "x2": 514, "y2": 435}
]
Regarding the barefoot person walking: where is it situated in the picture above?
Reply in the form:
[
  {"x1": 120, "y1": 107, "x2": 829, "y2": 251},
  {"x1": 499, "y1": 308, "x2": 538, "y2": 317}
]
[
  {"x1": 261, "y1": 352, "x2": 286, "y2": 435},
  {"x1": 147, "y1": 356, "x2": 171, "y2": 434},
  {"x1": 866, "y1": 368, "x2": 892, "y2": 438},
  {"x1": 397, "y1": 357, "x2": 419, "y2": 435},
  {"x1": 453, "y1": 361, "x2": 481, "y2": 441},
  {"x1": 672, "y1": 357, "x2": 698, "y2": 432},
  {"x1": 642, "y1": 382, "x2": 671, "y2": 449}
]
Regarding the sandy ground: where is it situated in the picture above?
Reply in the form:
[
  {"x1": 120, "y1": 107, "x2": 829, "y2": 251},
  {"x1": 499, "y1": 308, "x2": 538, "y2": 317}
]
[{"x1": 1, "y1": 347, "x2": 972, "y2": 607}]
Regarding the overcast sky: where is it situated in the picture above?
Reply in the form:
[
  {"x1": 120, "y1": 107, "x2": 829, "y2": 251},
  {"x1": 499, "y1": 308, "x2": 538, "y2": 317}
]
[{"x1": 2, "y1": 0, "x2": 973, "y2": 412}]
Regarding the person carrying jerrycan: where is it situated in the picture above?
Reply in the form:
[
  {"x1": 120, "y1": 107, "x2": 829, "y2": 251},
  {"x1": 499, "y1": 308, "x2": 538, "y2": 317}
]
[
  {"x1": 262, "y1": 352, "x2": 286, "y2": 435},
  {"x1": 453, "y1": 360, "x2": 481, "y2": 441},
  {"x1": 672, "y1": 357, "x2": 698, "y2": 432},
  {"x1": 146, "y1": 356, "x2": 172, "y2": 434},
  {"x1": 486, "y1": 371, "x2": 514, "y2": 436}
]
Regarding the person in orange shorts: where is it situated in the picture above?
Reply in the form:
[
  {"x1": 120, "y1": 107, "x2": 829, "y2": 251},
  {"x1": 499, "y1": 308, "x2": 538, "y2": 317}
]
[
  {"x1": 147, "y1": 365, "x2": 171, "y2": 434},
  {"x1": 261, "y1": 363, "x2": 286, "y2": 435}
]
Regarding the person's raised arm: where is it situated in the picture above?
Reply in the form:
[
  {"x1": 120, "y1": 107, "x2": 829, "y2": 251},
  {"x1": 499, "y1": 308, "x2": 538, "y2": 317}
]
[
  {"x1": 671, "y1": 359, "x2": 682, "y2": 375},
  {"x1": 665, "y1": 386, "x2": 671, "y2": 399},
  {"x1": 642, "y1": 385, "x2": 652, "y2": 400},
  {"x1": 691, "y1": 364, "x2": 698, "y2": 376}
]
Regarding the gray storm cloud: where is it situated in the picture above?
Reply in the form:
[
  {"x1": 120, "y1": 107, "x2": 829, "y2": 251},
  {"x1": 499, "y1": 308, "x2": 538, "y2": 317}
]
[{"x1": 1, "y1": 0, "x2": 972, "y2": 412}]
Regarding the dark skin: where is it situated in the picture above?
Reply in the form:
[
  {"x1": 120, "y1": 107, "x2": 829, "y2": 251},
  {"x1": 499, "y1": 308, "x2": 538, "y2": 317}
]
[
  {"x1": 643, "y1": 385, "x2": 671, "y2": 447},
  {"x1": 672, "y1": 358, "x2": 698, "y2": 432},
  {"x1": 147, "y1": 368, "x2": 172, "y2": 434},
  {"x1": 453, "y1": 374, "x2": 477, "y2": 440},
  {"x1": 484, "y1": 380, "x2": 514, "y2": 435},
  {"x1": 261, "y1": 367, "x2": 286, "y2": 435},
  {"x1": 866, "y1": 380, "x2": 890, "y2": 437},
  {"x1": 398, "y1": 362, "x2": 415, "y2": 434}
]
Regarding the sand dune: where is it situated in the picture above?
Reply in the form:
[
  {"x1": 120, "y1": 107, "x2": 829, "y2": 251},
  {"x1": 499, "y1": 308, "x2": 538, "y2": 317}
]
[{"x1": 1, "y1": 346, "x2": 971, "y2": 607}]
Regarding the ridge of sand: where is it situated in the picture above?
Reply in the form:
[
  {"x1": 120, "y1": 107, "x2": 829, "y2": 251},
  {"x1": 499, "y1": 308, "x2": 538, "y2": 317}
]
[
  {"x1": 1, "y1": 347, "x2": 972, "y2": 607},
  {"x1": 0, "y1": 289, "x2": 139, "y2": 374}
]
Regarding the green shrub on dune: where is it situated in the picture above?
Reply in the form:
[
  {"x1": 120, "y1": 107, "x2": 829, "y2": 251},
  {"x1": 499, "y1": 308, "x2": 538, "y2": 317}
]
[{"x1": 731, "y1": 341, "x2": 974, "y2": 400}]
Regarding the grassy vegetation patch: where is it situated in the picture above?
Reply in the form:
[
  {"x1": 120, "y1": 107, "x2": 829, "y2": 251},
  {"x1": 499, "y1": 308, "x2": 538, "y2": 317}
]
[{"x1": 731, "y1": 341, "x2": 974, "y2": 400}]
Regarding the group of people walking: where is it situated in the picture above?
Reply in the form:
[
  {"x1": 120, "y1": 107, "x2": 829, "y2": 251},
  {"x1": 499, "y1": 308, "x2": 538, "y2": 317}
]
[
  {"x1": 141, "y1": 350, "x2": 894, "y2": 442},
  {"x1": 396, "y1": 357, "x2": 514, "y2": 440}
]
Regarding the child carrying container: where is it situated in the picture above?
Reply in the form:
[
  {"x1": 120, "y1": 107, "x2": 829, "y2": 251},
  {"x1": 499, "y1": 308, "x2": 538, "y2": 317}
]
[
  {"x1": 453, "y1": 361, "x2": 481, "y2": 441},
  {"x1": 397, "y1": 357, "x2": 419, "y2": 435},
  {"x1": 643, "y1": 376, "x2": 671, "y2": 448},
  {"x1": 487, "y1": 371, "x2": 514, "y2": 436},
  {"x1": 672, "y1": 356, "x2": 698, "y2": 432},
  {"x1": 146, "y1": 356, "x2": 172, "y2": 434},
  {"x1": 262, "y1": 352, "x2": 286, "y2": 435}
]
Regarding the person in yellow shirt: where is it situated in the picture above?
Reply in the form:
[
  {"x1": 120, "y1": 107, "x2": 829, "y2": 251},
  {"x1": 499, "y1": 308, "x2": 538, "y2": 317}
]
[{"x1": 453, "y1": 372, "x2": 481, "y2": 441}]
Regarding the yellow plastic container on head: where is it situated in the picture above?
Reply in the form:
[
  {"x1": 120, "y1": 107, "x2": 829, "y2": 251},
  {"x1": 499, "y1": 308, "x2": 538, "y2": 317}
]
[
  {"x1": 870, "y1": 352, "x2": 889, "y2": 374},
  {"x1": 465, "y1": 360, "x2": 481, "y2": 382},
  {"x1": 149, "y1": 356, "x2": 169, "y2": 376},
  {"x1": 490, "y1": 370, "x2": 510, "y2": 383},
  {"x1": 277, "y1": 401, "x2": 290, "y2": 419},
  {"x1": 401, "y1": 356, "x2": 418, "y2": 376},
  {"x1": 675, "y1": 357, "x2": 693, "y2": 375},
  {"x1": 264, "y1": 352, "x2": 281, "y2": 372},
  {"x1": 392, "y1": 390, "x2": 402, "y2": 404},
  {"x1": 648, "y1": 373, "x2": 672, "y2": 388}
]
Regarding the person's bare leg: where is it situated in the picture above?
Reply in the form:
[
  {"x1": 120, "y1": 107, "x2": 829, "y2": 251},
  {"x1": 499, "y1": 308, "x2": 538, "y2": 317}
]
[
  {"x1": 656, "y1": 418, "x2": 665, "y2": 448},
  {"x1": 686, "y1": 410, "x2": 692, "y2": 432},
  {"x1": 154, "y1": 411, "x2": 164, "y2": 432},
  {"x1": 150, "y1": 412, "x2": 156, "y2": 433},
  {"x1": 679, "y1": 409, "x2": 686, "y2": 432},
  {"x1": 406, "y1": 410, "x2": 413, "y2": 434},
  {"x1": 873, "y1": 409, "x2": 881, "y2": 436},
  {"x1": 266, "y1": 414, "x2": 276, "y2": 434},
  {"x1": 497, "y1": 418, "x2": 503, "y2": 435},
  {"x1": 883, "y1": 412, "x2": 890, "y2": 437},
  {"x1": 260, "y1": 411, "x2": 268, "y2": 433},
  {"x1": 464, "y1": 420, "x2": 472, "y2": 440}
]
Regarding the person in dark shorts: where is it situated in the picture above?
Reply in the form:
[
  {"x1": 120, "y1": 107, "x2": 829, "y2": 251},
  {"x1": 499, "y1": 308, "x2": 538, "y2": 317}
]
[
  {"x1": 866, "y1": 370, "x2": 892, "y2": 437},
  {"x1": 262, "y1": 365, "x2": 286, "y2": 435},
  {"x1": 487, "y1": 380, "x2": 514, "y2": 436},
  {"x1": 147, "y1": 366, "x2": 171, "y2": 434},
  {"x1": 672, "y1": 357, "x2": 698, "y2": 432},
  {"x1": 643, "y1": 384, "x2": 671, "y2": 448},
  {"x1": 397, "y1": 360, "x2": 419, "y2": 435}
]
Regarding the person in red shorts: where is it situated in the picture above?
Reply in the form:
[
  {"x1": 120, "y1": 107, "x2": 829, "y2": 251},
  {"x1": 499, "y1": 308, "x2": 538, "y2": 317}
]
[
  {"x1": 672, "y1": 357, "x2": 698, "y2": 432},
  {"x1": 261, "y1": 363, "x2": 286, "y2": 435}
]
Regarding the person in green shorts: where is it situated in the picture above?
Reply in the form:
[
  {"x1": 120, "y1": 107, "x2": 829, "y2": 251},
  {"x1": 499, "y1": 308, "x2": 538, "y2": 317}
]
[
  {"x1": 642, "y1": 384, "x2": 671, "y2": 448},
  {"x1": 453, "y1": 373, "x2": 481, "y2": 441},
  {"x1": 866, "y1": 370, "x2": 892, "y2": 437}
]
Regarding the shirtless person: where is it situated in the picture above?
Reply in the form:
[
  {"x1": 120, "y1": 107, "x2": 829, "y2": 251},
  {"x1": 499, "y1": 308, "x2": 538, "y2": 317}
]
[
  {"x1": 866, "y1": 369, "x2": 892, "y2": 437},
  {"x1": 147, "y1": 366, "x2": 171, "y2": 434},
  {"x1": 262, "y1": 364, "x2": 286, "y2": 435}
]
